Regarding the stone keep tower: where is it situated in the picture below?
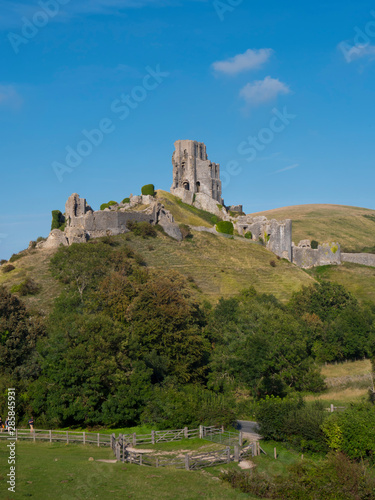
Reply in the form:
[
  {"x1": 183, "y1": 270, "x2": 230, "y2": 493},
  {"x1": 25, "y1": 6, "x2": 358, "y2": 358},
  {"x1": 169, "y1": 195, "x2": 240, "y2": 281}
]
[{"x1": 170, "y1": 140, "x2": 222, "y2": 204}]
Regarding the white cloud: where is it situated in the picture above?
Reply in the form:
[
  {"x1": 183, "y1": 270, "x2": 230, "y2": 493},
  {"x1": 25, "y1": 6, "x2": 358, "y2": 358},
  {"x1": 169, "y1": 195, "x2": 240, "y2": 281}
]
[
  {"x1": 212, "y1": 48, "x2": 273, "y2": 76},
  {"x1": 0, "y1": 85, "x2": 22, "y2": 108},
  {"x1": 273, "y1": 163, "x2": 299, "y2": 174},
  {"x1": 339, "y1": 42, "x2": 375, "y2": 63},
  {"x1": 239, "y1": 76, "x2": 290, "y2": 106}
]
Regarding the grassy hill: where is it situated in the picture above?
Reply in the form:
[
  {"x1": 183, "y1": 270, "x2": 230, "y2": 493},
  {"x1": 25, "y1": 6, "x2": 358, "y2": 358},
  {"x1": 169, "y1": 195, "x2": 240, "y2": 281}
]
[
  {"x1": 251, "y1": 204, "x2": 375, "y2": 253},
  {"x1": 3, "y1": 194, "x2": 375, "y2": 312}
]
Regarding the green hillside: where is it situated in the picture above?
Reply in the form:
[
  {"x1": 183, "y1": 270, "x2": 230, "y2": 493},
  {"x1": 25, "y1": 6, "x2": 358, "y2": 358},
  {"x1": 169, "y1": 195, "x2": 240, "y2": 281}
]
[
  {"x1": 251, "y1": 204, "x2": 375, "y2": 253},
  {"x1": 3, "y1": 194, "x2": 375, "y2": 312}
]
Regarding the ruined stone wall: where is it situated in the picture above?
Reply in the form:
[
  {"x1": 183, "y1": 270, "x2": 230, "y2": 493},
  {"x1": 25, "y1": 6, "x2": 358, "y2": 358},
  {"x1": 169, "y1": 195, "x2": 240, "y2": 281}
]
[
  {"x1": 235, "y1": 216, "x2": 292, "y2": 261},
  {"x1": 341, "y1": 253, "x2": 375, "y2": 267},
  {"x1": 292, "y1": 243, "x2": 341, "y2": 269}
]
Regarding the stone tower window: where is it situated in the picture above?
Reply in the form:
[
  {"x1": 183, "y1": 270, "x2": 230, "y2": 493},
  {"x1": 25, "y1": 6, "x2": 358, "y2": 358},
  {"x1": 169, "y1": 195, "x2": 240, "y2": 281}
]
[
  {"x1": 183, "y1": 181, "x2": 190, "y2": 191},
  {"x1": 196, "y1": 181, "x2": 200, "y2": 192}
]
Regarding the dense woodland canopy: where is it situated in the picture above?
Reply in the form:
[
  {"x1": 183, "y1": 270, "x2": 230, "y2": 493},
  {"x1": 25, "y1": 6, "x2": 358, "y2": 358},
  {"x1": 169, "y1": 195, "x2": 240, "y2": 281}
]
[{"x1": 1, "y1": 237, "x2": 375, "y2": 430}]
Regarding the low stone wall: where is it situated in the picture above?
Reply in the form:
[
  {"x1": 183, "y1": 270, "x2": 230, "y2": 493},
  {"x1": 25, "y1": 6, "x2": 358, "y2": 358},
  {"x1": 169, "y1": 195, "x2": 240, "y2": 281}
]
[
  {"x1": 292, "y1": 243, "x2": 341, "y2": 269},
  {"x1": 342, "y1": 253, "x2": 375, "y2": 267}
]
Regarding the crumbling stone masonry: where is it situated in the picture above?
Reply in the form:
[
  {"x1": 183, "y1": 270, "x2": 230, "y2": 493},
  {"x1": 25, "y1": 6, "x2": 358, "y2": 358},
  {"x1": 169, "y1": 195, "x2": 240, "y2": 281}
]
[
  {"x1": 292, "y1": 240, "x2": 341, "y2": 269},
  {"x1": 40, "y1": 192, "x2": 183, "y2": 249},
  {"x1": 171, "y1": 140, "x2": 223, "y2": 205}
]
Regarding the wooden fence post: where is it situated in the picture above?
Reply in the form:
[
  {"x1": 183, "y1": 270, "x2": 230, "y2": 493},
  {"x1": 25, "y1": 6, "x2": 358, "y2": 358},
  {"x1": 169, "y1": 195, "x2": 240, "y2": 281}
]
[
  {"x1": 226, "y1": 447, "x2": 231, "y2": 464},
  {"x1": 116, "y1": 443, "x2": 120, "y2": 461},
  {"x1": 199, "y1": 425, "x2": 203, "y2": 439},
  {"x1": 66, "y1": 431, "x2": 69, "y2": 444},
  {"x1": 156, "y1": 458, "x2": 159, "y2": 468},
  {"x1": 257, "y1": 442, "x2": 260, "y2": 456},
  {"x1": 97, "y1": 433, "x2": 100, "y2": 447},
  {"x1": 330, "y1": 404, "x2": 334, "y2": 413},
  {"x1": 234, "y1": 445, "x2": 240, "y2": 462},
  {"x1": 184, "y1": 427, "x2": 188, "y2": 439},
  {"x1": 33, "y1": 431, "x2": 35, "y2": 443},
  {"x1": 83, "y1": 432, "x2": 86, "y2": 445},
  {"x1": 151, "y1": 430, "x2": 155, "y2": 445},
  {"x1": 185, "y1": 454, "x2": 190, "y2": 470},
  {"x1": 239, "y1": 431, "x2": 243, "y2": 447},
  {"x1": 49, "y1": 430, "x2": 52, "y2": 443},
  {"x1": 274, "y1": 447, "x2": 277, "y2": 459},
  {"x1": 139, "y1": 454, "x2": 143, "y2": 466},
  {"x1": 15, "y1": 429, "x2": 18, "y2": 441},
  {"x1": 221, "y1": 425, "x2": 224, "y2": 433},
  {"x1": 132, "y1": 432, "x2": 136, "y2": 447}
]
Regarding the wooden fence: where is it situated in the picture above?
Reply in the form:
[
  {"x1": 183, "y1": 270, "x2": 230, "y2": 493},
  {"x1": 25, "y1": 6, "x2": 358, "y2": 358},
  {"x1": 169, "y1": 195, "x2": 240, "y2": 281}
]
[
  {"x1": 0, "y1": 429, "x2": 111, "y2": 446},
  {"x1": 112, "y1": 428, "x2": 258, "y2": 470}
]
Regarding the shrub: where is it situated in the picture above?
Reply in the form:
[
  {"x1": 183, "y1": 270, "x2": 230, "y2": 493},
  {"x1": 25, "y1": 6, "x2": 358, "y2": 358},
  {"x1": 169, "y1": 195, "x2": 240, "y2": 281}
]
[
  {"x1": 0, "y1": 259, "x2": 7, "y2": 265},
  {"x1": 127, "y1": 221, "x2": 157, "y2": 238},
  {"x1": 51, "y1": 210, "x2": 65, "y2": 231},
  {"x1": 141, "y1": 184, "x2": 155, "y2": 196},
  {"x1": 255, "y1": 395, "x2": 304, "y2": 441},
  {"x1": 9, "y1": 253, "x2": 23, "y2": 263},
  {"x1": 179, "y1": 224, "x2": 193, "y2": 240},
  {"x1": 220, "y1": 452, "x2": 375, "y2": 499},
  {"x1": 215, "y1": 221, "x2": 234, "y2": 235},
  {"x1": 270, "y1": 260, "x2": 276, "y2": 267},
  {"x1": 36, "y1": 236, "x2": 46, "y2": 243},
  {"x1": 122, "y1": 197, "x2": 130, "y2": 204},
  {"x1": 244, "y1": 231, "x2": 252, "y2": 239},
  {"x1": 1, "y1": 264, "x2": 15, "y2": 273},
  {"x1": 11, "y1": 278, "x2": 40, "y2": 296},
  {"x1": 311, "y1": 240, "x2": 319, "y2": 249},
  {"x1": 100, "y1": 201, "x2": 117, "y2": 211},
  {"x1": 216, "y1": 204, "x2": 223, "y2": 210}
]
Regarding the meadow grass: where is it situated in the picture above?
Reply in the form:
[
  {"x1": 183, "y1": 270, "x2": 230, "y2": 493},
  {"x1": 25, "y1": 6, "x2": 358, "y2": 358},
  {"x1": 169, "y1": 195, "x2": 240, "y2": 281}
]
[
  {"x1": 251, "y1": 203, "x2": 375, "y2": 253},
  {"x1": 0, "y1": 441, "x2": 252, "y2": 500}
]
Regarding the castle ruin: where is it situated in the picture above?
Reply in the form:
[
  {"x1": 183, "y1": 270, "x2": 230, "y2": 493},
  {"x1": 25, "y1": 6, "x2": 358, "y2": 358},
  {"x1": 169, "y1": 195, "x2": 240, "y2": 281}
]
[
  {"x1": 171, "y1": 140, "x2": 223, "y2": 206},
  {"x1": 37, "y1": 139, "x2": 367, "y2": 270}
]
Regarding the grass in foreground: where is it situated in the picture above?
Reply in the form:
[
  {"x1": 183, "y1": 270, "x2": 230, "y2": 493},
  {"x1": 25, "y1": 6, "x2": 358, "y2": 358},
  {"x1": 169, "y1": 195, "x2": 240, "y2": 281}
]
[{"x1": 0, "y1": 441, "x2": 252, "y2": 500}]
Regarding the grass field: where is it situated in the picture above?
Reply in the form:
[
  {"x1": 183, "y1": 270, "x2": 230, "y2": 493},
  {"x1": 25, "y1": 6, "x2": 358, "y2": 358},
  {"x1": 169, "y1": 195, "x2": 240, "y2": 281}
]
[
  {"x1": 0, "y1": 441, "x2": 253, "y2": 500},
  {"x1": 251, "y1": 204, "x2": 375, "y2": 253},
  {"x1": 124, "y1": 229, "x2": 314, "y2": 303},
  {"x1": 305, "y1": 359, "x2": 372, "y2": 405},
  {"x1": 307, "y1": 263, "x2": 375, "y2": 304}
]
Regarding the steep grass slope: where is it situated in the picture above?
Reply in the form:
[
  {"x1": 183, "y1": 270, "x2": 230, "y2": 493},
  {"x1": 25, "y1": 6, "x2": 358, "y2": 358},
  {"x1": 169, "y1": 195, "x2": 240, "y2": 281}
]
[{"x1": 251, "y1": 204, "x2": 375, "y2": 253}]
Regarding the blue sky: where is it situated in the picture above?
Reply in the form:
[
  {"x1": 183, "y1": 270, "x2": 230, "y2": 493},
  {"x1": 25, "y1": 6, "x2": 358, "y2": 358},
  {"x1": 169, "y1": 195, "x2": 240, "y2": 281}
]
[{"x1": 1, "y1": 0, "x2": 375, "y2": 259}]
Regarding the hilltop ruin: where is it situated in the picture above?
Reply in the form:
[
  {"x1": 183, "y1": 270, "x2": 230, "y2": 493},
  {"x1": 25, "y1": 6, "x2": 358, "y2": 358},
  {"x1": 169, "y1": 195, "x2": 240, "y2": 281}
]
[{"x1": 39, "y1": 139, "x2": 350, "y2": 269}]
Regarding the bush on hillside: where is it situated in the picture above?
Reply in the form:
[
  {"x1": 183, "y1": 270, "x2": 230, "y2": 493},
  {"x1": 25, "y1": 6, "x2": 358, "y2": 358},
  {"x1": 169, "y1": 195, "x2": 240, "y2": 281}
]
[
  {"x1": 179, "y1": 224, "x2": 193, "y2": 240},
  {"x1": 244, "y1": 231, "x2": 252, "y2": 239},
  {"x1": 100, "y1": 201, "x2": 117, "y2": 211},
  {"x1": 127, "y1": 221, "x2": 157, "y2": 238},
  {"x1": 51, "y1": 210, "x2": 65, "y2": 231},
  {"x1": 1, "y1": 264, "x2": 15, "y2": 273},
  {"x1": 9, "y1": 253, "x2": 23, "y2": 263},
  {"x1": 141, "y1": 184, "x2": 155, "y2": 196},
  {"x1": 311, "y1": 240, "x2": 319, "y2": 249},
  {"x1": 122, "y1": 197, "x2": 130, "y2": 204},
  {"x1": 11, "y1": 278, "x2": 40, "y2": 296},
  {"x1": 216, "y1": 221, "x2": 234, "y2": 235}
]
